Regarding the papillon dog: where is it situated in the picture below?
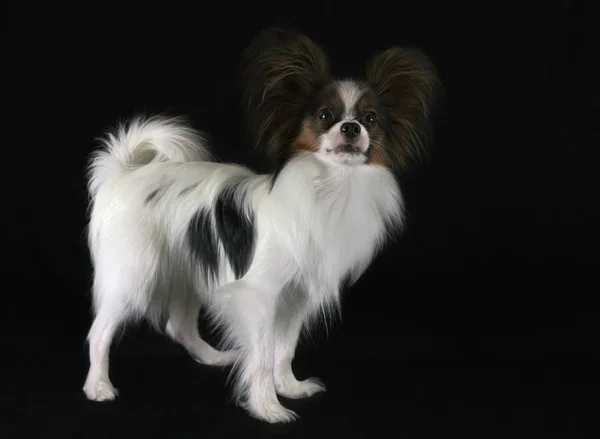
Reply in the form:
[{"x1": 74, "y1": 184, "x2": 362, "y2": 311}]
[{"x1": 83, "y1": 27, "x2": 438, "y2": 423}]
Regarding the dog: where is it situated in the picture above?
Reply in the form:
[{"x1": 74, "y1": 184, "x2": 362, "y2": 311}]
[{"x1": 83, "y1": 27, "x2": 438, "y2": 423}]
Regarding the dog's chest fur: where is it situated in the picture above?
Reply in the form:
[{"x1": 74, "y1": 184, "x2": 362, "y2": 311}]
[{"x1": 258, "y1": 155, "x2": 403, "y2": 295}]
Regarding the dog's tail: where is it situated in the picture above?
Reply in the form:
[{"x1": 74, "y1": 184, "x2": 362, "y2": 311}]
[{"x1": 87, "y1": 115, "x2": 212, "y2": 197}]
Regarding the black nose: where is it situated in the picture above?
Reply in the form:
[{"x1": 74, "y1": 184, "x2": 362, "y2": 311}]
[{"x1": 340, "y1": 122, "x2": 361, "y2": 139}]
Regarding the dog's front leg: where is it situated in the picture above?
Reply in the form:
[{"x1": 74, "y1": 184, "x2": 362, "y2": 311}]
[{"x1": 273, "y1": 285, "x2": 327, "y2": 399}]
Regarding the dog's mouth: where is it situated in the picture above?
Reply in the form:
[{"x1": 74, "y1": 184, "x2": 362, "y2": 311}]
[{"x1": 326, "y1": 144, "x2": 363, "y2": 155}]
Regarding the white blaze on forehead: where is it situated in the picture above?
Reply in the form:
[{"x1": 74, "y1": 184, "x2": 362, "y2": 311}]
[{"x1": 336, "y1": 80, "x2": 364, "y2": 119}]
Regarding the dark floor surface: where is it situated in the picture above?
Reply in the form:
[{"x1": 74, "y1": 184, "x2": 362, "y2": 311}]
[{"x1": 3, "y1": 277, "x2": 595, "y2": 438}]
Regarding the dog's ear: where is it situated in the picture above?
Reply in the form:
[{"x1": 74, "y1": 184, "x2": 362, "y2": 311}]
[
  {"x1": 241, "y1": 27, "x2": 331, "y2": 157},
  {"x1": 365, "y1": 47, "x2": 439, "y2": 168}
]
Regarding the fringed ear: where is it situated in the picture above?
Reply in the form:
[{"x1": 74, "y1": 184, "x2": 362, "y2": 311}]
[
  {"x1": 366, "y1": 47, "x2": 439, "y2": 169},
  {"x1": 241, "y1": 27, "x2": 331, "y2": 157}
]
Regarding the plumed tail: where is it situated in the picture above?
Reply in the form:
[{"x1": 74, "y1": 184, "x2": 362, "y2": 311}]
[{"x1": 87, "y1": 115, "x2": 212, "y2": 197}]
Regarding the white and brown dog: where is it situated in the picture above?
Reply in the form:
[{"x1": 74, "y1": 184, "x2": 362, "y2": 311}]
[{"x1": 83, "y1": 27, "x2": 438, "y2": 423}]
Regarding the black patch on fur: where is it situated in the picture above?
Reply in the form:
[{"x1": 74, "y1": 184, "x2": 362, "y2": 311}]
[
  {"x1": 214, "y1": 180, "x2": 255, "y2": 279},
  {"x1": 179, "y1": 183, "x2": 199, "y2": 197},
  {"x1": 187, "y1": 209, "x2": 220, "y2": 281},
  {"x1": 144, "y1": 182, "x2": 172, "y2": 205}
]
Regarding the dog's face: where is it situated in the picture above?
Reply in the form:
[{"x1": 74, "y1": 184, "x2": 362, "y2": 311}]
[
  {"x1": 294, "y1": 81, "x2": 389, "y2": 167},
  {"x1": 242, "y1": 28, "x2": 438, "y2": 172}
]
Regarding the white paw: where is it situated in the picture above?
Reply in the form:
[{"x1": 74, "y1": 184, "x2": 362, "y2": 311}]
[
  {"x1": 276, "y1": 377, "x2": 326, "y2": 399},
  {"x1": 244, "y1": 400, "x2": 298, "y2": 424},
  {"x1": 83, "y1": 379, "x2": 119, "y2": 402}
]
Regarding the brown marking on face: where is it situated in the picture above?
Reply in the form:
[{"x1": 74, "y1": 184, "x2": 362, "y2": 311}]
[
  {"x1": 311, "y1": 83, "x2": 346, "y2": 136},
  {"x1": 354, "y1": 88, "x2": 392, "y2": 168},
  {"x1": 291, "y1": 120, "x2": 319, "y2": 152},
  {"x1": 354, "y1": 88, "x2": 376, "y2": 114},
  {"x1": 318, "y1": 83, "x2": 345, "y2": 114},
  {"x1": 365, "y1": 145, "x2": 389, "y2": 166}
]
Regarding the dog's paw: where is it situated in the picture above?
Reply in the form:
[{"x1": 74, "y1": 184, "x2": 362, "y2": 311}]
[
  {"x1": 244, "y1": 400, "x2": 298, "y2": 424},
  {"x1": 276, "y1": 377, "x2": 326, "y2": 399},
  {"x1": 83, "y1": 379, "x2": 119, "y2": 402}
]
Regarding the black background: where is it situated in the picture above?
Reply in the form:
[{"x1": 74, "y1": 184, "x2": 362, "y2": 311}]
[{"x1": 7, "y1": 1, "x2": 595, "y2": 437}]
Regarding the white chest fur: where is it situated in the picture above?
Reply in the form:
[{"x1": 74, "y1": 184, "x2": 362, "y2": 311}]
[{"x1": 256, "y1": 153, "x2": 404, "y2": 295}]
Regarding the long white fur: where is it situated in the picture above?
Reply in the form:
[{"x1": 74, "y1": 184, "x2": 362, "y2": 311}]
[{"x1": 83, "y1": 111, "x2": 404, "y2": 422}]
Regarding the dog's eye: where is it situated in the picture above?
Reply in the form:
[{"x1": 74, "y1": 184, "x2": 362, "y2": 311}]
[
  {"x1": 364, "y1": 112, "x2": 377, "y2": 126},
  {"x1": 319, "y1": 108, "x2": 334, "y2": 122}
]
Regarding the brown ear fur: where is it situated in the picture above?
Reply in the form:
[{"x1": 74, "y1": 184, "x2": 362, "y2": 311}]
[
  {"x1": 365, "y1": 47, "x2": 439, "y2": 169},
  {"x1": 241, "y1": 27, "x2": 331, "y2": 157}
]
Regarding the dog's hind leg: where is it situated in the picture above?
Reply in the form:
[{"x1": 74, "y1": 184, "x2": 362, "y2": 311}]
[{"x1": 166, "y1": 288, "x2": 237, "y2": 366}]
